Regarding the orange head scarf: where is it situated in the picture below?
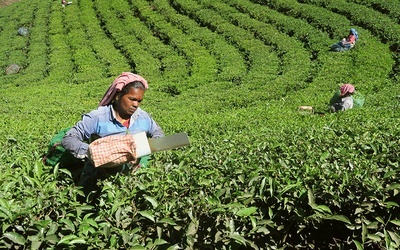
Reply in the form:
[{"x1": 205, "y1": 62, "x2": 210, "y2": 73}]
[{"x1": 99, "y1": 72, "x2": 148, "y2": 107}]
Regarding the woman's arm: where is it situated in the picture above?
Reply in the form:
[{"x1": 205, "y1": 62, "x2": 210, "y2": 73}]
[
  {"x1": 148, "y1": 118, "x2": 164, "y2": 138},
  {"x1": 62, "y1": 114, "x2": 96, "y2": 159}
]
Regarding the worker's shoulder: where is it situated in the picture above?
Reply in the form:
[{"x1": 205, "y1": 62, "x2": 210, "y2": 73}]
[{"x1": 86, "y1": 106, "x2": 111, "y2": 118}]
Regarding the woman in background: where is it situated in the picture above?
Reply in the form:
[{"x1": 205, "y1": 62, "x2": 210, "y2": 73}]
[
  {"x1": 331, "y1": 28, "x2": 359, "y2": 52},
  {"x1": 340, "y1": 29, "x2": 358, "y2": 48},
  {"x1": 330, "y1": 83, "x2": 355, "y2": 112}
]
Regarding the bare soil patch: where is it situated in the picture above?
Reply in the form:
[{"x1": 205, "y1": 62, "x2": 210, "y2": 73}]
[{"x1": 0, "y1": 0, "x2": 20, "y2": 8}]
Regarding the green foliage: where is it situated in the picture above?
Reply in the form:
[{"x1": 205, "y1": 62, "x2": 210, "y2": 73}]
[{"x1": 0, "y1": 0, "x2": 400, "y2": 249}]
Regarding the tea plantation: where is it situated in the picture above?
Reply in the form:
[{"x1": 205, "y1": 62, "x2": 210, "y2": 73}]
[{"x1": 0, "y1": 0, "x2": 399, "y2": 249}]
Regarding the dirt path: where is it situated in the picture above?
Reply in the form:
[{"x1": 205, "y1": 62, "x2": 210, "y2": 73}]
[{"x1": 0, "y1": 0, "x2": 20, "y2": 8}]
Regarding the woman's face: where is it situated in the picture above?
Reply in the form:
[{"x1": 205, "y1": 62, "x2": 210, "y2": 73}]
[{"x1": 115, "y1": 87, "x2": 145, "y2": 117}]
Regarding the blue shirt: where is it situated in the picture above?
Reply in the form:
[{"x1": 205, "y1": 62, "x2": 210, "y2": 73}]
[{"x1": 62, "y1": 105, "x2": 164, "y2": 159}]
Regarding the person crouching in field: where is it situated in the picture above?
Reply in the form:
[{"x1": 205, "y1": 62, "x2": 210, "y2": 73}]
[
  {"x1": 61, "y1": 72, "x2": 164, "y2": 203},
  {"x1": 341, "y1": 29, "x2": 358, "y2": 48},
  {"x1": 330, "y1": 84, "x2": 356, "y2": 112},
  {"x1": 331, "y1": 28, "x2": 359, "y2": 52},
  {"x1": 61, "y1": 0, "x2": 72, "y2": 7},
  {"x1": 298, "y1": 83, "x2": 364, "y2": 114}
]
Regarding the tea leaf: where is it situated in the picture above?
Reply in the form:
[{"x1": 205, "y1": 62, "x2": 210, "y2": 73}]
[
  {"x1": 138, "y1": 210, "x2": 155, "y2": 222},
  {"x1": 3, "y1": 232, "x2": 25, "y2": 245},
  {"x1": 144, "y1": 195, "x2": 159, "y2": 209},
  {"x1": 236, "y1": 207, "x2": 257, "y2": 217},
  {"x1": 45, "y1": 234, "x2": 59, "y2": 244},
  {"x1": 131, "y1": 245, "x2": 146, "y2": 250},
  {"x1": 386, "y1": 230, "x2": 400, "y2": 246},
  {"x1": 390, "y1": 220, "x2": 400, "y2": 226},
  {"x1": 328, "y1": 215, "x2": 351, "y2": 224},
  {"x1": 69, "y1": 239, "x2": 86, "y2": 245},
  {"x1": 57, "y1": 234, "x2": 78, "y2": 245},
  {"x1": 385, "y1": 201, "x2": 399, "y2": 208},
  {"x1": 367, "y1": 234, "x2": 381, "y2": 242},
  {"x1": 186, "y1": 221, "x2": 197, "y2": 236},
  {"x1": 154, "y1": 238, "x2": 168, "y2": 246},
  {"x1": 158, "y1": 217, "x2": 177, "y2": 225},
  {"x1": 316, "y1": 205, "x2": 332, "y2": 215},
  {"x1": 353, "y1": 240, "x2": 363, "y2": 250},
  {"x1": 166, "y1": 244, "x2": 182, "y2": 250},
  {"x1": 229, "y1": 233, "x2": 247, "y2": 246},
  {"x1": 59, "y1": 219, "x2": 75, "y2": 232}
]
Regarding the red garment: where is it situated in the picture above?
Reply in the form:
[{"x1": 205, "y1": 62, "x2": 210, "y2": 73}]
[
  {"x1": 122, "y1": 118, "x2": 130, "y2": 128},
  {"x1": 346, "y1": 34, "x2": 356, "y2": 44}
]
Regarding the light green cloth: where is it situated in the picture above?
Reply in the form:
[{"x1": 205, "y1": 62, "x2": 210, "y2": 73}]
[{"x1": 139, "y1": 155, "x2": 151, "y2": 168}]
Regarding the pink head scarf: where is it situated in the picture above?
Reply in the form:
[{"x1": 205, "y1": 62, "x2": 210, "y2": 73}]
[
  {"x1": 99, "y1": 72, "x2": 148, "y2": 106},
  {"x1": 339, "y1": 84, "x2": 355, "y2": 96}
]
